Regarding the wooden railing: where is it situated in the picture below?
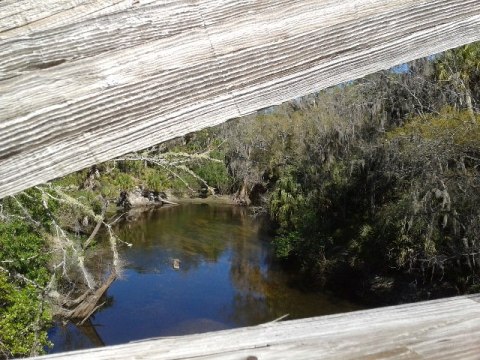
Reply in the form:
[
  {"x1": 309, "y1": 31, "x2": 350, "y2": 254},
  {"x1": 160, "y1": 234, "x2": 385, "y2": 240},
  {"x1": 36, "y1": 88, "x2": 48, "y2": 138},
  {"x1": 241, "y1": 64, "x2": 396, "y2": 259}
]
[
  {"x1": 37, "y1": 294, "x2": 480, "y2": 359},
  {"x1": 1, "y1": 0, "x2": 480, "y2": 198}
]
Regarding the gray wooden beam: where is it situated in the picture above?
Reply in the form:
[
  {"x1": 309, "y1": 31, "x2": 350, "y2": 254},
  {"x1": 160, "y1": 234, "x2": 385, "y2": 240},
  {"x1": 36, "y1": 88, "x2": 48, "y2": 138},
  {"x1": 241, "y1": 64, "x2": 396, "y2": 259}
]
[
  {"x1": 36, "y1": 295, "x2": 480, "y2": 359},
  {"x1": 1, "y1": 0, "x2": 480, "y2": 198}
]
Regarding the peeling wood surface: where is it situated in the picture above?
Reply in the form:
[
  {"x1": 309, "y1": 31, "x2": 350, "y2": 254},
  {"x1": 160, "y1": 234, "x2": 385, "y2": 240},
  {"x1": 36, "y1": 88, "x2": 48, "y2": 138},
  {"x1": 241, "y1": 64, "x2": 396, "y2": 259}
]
[
  {"x1": 1, "y1": 0, "x2": 480, "y2": 198},
  {"x1": 36, "y1": 295, "x2": 480, "y2": 359}
]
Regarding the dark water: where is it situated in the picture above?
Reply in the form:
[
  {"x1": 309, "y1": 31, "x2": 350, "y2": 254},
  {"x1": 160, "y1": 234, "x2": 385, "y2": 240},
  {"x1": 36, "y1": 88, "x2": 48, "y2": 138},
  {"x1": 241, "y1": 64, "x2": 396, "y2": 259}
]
[{"x1": 48, "y1": 203, "x2": 360, "y2": 353}]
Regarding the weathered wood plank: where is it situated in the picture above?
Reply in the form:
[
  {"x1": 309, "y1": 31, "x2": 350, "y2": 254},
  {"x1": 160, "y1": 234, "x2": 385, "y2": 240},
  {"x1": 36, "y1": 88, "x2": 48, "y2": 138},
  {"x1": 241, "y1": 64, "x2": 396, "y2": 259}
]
[
  {"x1": 36, "y1": 295, "x2": 480, "y2": 359},
  {"x1": 1, "y1": 0, "x2": 480, "y2": 198}
]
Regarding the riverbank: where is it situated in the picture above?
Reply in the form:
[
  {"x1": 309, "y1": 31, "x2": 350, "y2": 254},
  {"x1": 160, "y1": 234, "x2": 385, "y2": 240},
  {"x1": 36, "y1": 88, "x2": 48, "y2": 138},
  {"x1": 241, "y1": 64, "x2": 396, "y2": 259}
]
[{"x1": 167, "y1": 193, "x2": 237, "y2": 206}]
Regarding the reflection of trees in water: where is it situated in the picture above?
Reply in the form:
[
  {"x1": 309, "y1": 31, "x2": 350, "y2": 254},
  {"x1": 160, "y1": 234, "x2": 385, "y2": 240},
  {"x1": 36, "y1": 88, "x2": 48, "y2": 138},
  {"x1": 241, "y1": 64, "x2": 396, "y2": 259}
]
[
  {"x1": 107, "y1": 205, "x2": 260, "y2": 274},
  {"x1": 78, "y1": 319, "x2": 105, "y2": 347},
  {"x1": 50, "y1": 203, "x2": 361, "y2": 352},
  {"x1": 227, "y1": 213, "x2": 280, "y2": 326},
  {"x1": 51, "y1": 319, "x2": 104, "y2": 353},
  {"x1": 81, "y1": 204, "x2": 353, "y2": 326},
  {"x1": 229, "y1": 235, "x2": 362, "y2": 323},
  {"x1": 226, "y1": 213, "x2": 350, "y2": 325},
  {"x1": 110, "y1": 203, "x2": 282, "y2": 326}
]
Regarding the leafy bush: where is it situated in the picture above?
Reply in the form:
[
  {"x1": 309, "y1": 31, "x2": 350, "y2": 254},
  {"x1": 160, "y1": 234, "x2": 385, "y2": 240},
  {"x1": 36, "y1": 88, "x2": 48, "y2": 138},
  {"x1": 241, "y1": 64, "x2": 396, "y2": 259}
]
[
  {"x1": 0, "y1": 221, "x2": 52, "y2": 357},
  {"x1": 0, "y1": 275, "x2": 51, "y2": 358},
  {"x1": 193, "y1": 161, "x2": 232, "y2": 194},
  {"x1": 0, "y1": 222, "x2": 50, "y2": 284},
  {"x1": 145, "y1": 168, "x2": 170, "y2": 192},
  {"x1": 113, "y1": 173, "x2": 136, "y2": 191}
]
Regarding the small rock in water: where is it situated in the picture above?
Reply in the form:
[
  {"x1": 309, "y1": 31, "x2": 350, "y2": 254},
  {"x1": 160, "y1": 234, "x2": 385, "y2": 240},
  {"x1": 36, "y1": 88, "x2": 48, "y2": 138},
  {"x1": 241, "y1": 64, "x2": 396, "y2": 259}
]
[{"x1": 172, "y1": 258, "x2": 180, "y2": 270}]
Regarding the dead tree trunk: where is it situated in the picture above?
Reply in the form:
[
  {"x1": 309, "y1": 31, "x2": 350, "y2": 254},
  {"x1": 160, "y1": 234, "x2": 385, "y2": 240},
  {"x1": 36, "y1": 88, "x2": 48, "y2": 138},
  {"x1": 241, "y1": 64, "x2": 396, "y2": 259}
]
[
  {"x1": 55, "y1": 272, "x2": 117, "y2": 324},
  {"x1": 235, "y1": 180, "x2": 251, "y2": 206}
]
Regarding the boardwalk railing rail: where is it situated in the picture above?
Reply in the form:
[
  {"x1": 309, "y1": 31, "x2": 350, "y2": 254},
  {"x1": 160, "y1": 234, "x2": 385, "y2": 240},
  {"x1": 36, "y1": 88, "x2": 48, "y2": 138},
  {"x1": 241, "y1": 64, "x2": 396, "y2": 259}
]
[
  {"x1": 1, "y1": 0, "x2": 480, "y2": 198},
  {"x1": 36, "y1": 294, "x2": 480, "y2": 359}
]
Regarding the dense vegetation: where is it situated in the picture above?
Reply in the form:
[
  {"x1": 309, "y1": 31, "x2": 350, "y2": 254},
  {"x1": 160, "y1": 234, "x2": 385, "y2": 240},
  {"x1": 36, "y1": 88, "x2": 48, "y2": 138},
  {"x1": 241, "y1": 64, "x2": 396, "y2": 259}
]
[
  {"x1": 221, "y1": 43, "x2": 480, "y2": 302},
  {"x1": 0, "y1": 42, "x2": 479, "y2": 357},
  {"x1": 0, "y1": 201, "x2": 52, "y2": 358}
]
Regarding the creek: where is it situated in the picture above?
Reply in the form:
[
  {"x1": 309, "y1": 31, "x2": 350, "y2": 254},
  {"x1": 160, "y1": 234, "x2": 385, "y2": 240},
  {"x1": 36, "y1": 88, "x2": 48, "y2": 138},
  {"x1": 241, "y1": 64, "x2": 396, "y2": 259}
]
[{"x1": 48, "y1": 203, "x2": 360, "y2": 353}]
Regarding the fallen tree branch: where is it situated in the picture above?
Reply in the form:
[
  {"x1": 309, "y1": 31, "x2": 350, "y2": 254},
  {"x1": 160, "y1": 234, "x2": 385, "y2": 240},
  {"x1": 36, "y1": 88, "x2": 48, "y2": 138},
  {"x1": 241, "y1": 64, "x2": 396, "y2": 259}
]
[
  {"x1": 159, "y1": 197, "x2": 179, "y2": 206},
  {"x1": 55, "y1": 272, "x2": 117, "y2": 321},
  {"x1": 83, "y1": 202, "x2": 108, "y2": 250},
  {"x1": 78, "y1": 301, "x2": 106, "y2": 326}
]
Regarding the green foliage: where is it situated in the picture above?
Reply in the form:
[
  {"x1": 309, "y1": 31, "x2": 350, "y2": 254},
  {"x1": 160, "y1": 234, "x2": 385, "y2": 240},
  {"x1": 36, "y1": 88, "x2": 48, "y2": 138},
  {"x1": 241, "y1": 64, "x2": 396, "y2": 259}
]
[
  {"x1": 2, "y1": 189, "x2": 57, "y2": 231},
  {"x1": 434, "y1": 42, "x2": 480, "y2": 121},
  {"x1": 145, "y1": 168, "x2": 170, "y2": 192},
  {"x1": 51, "y1": 171, "x2": 86, "y2": 189},
  {"x1": 378, "y1": 110, "x2": 480, "y2": 275},
  {"x1": 99, "y1": 183, "x2": 118, "y2": 198},
  {"x1": 268, "y1": 169, "x2": 306, "y2": 259},
  {"x1": 0, "y1": 274, "x2": 51, "y2": 358},
  {"x1": 273, "y1": 231, "x2": 300, "y2": 258},
  {"x1": 113, "y1": 173, "x2": 136, "y2": 191},
  {"x1": 268, "y1": 107, "x2": 480, "y2": 294},
  {"x1": 117, "y1": 160, "x2": 145, "y2": 178},
  {"x1": 50, "y1": 127, "x2": 234, "y2": 200},
  {"x1": 0, "y1": 221, "x2": 52, "y2": 357},
  {"x1": 387, "y1": 106, "x2": 480, "y2": 143},
  {"x1": 192, "y1": 161, "x2": 232, "y2": 194},
  {"x1": 269, "y1": 169, "x2": 304, "y2": 231},
  {"x1": 229, "y1": 45, "x2": 477, "y2": 299},
  {"x1": 435, "y1": 42, "x2": 480, "y2": 85},
  {"x1": 0, "y1": 222, "x2": 50, "y2": 284}
]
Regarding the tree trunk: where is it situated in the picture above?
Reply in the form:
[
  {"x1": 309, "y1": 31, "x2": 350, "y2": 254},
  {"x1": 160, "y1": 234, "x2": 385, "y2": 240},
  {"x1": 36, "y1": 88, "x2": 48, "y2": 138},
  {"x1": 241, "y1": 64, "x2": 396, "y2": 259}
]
[
  {"x1": 70, "y1": 272, "x2": 116, "y2": 321},
  {"x1": 465, "y1": 87, "x2": 476, "y2": 124},
  {"x1": 235, "y1": 180, "x2": 251, "y2": 206}
]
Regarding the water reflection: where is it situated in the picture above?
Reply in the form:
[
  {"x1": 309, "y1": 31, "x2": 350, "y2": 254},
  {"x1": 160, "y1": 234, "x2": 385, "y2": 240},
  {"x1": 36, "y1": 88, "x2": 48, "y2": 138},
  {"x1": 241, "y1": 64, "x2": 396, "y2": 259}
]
[
  {"x1": 49, "y1": 204, "x2": 360, "y2": 353},
  {"x1": 49, "y1": 319, "x2": 104, "y2": 353}
]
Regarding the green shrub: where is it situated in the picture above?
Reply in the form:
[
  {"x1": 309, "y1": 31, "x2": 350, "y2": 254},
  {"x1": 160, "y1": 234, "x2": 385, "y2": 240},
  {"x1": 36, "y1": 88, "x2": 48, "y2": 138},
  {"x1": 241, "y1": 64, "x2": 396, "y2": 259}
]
[
  {"x1": 113, "y1": 173, "x2": 136, "y2": 191},
  {"x1": 145, "y1": 169, "x2": 170, "y2": 192},
  {"x1": 0, "y1": 221, "x2": 50, "y2": 284},
  {"x1": 193, "y1": 162, "x2": 232, "y2": 194},
  {"x1": 0, "y1": 221, "x2": 52, "y2": 357},
  {"x1": 0, "y1": 274, "x2": 51, "y2": 358}
]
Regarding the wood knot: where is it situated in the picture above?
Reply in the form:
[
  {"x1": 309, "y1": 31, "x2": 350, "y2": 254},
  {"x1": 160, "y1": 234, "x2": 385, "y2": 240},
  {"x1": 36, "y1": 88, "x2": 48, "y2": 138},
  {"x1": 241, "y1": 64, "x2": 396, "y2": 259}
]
[{"x1": 246, "y1": 356, "x2": 258, "y2": 360}]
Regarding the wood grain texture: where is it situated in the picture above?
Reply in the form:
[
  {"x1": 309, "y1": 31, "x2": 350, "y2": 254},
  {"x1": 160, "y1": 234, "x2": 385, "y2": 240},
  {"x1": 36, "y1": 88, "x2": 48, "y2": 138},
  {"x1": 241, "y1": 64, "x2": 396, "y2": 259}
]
[
  {"x1": 36, "y1": 295, "x2": 480, "y2": 359},
  {"x1": 1, "y1": 0, "x2": 480, "y2": 198}
]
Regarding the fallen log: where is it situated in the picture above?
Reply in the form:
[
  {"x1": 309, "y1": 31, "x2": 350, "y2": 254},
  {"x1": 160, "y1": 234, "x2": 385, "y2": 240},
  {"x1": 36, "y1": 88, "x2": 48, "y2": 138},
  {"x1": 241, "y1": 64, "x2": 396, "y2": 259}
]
[
  {"x1": 54, "y1": 272, "x2": 117, "y2": 324},
  {"x1": 159, "y1": 197, "x2": 179, "y2": 206},
  {"x1": 70, "y1": 272, "x2": 116, "y2": 321}
]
